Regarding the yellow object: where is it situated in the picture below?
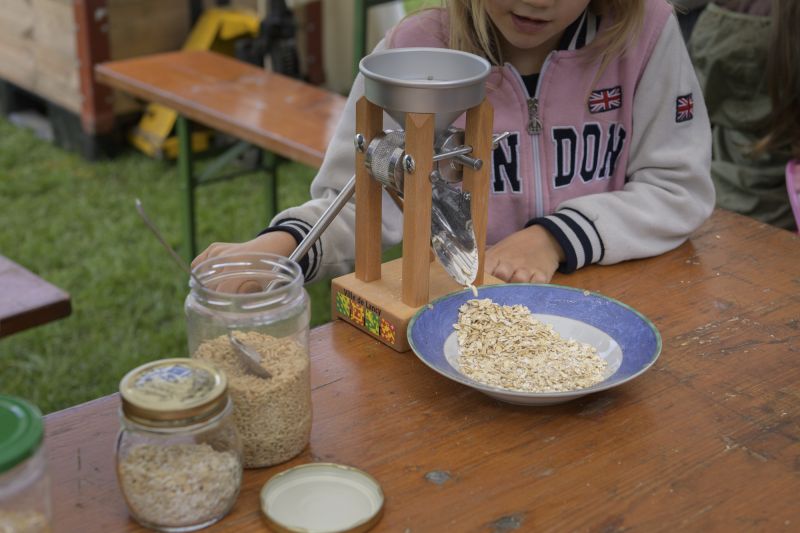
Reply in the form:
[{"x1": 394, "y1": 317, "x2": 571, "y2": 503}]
[{"x1": 130, "y1": 8, "x2": 261, "y2": 159}]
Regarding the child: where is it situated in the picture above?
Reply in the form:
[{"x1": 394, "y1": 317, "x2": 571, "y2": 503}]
[
  {"x1": 688, "y1": 0, "x2": 796, "y2": 230},
  {"x1": 751, "y1": 0, "x2": 800, "y2": 161},
  {"x1": 194, "y1": 0, "x2": 714, "y2": 287},
  {"x1": 671, "y1": 0, "x2": 711, "y2": 40},
  {"x1": 755, "y1": 0, "x2": 800, "y2": 230}
]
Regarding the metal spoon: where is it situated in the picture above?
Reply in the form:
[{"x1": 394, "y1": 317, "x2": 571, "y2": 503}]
[
  {"x1": 227, "y1": 332, "x2": 272, "y2": 379},
  {"x1": 134, "y1": 198, "x2": 272, "y2": 379}
]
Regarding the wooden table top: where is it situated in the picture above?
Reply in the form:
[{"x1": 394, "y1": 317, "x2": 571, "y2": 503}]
[
  {"x1": 95, "y1": 50, "x2": 347, "y2": 169},
  {"x1": 44, "y1": 209, "x2": 800, "y2": 532},
  {"x1": 0, "y1": 255, "x2": 71, "y2": 338}
]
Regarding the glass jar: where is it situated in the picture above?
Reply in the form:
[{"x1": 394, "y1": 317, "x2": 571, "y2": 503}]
[
  {"x1": 185, "y1": 253, "x2": 312, "y2": 468},
  {"x1": 0, "y1": 395, "x2": 51, "y2": 533},
  {"x1": 116, "y1": 358, "x2": 243, "y2": 532}
]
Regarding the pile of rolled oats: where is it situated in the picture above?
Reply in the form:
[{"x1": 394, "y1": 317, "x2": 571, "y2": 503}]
[
  {"x1": 454, "y1": 298, "x2": 607, "y2": 392},
  {"x1": 118, "y1": 443, "x2": 241, "y2": 527}
]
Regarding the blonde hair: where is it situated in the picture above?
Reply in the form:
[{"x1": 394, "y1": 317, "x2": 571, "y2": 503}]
[{"x1": 446, "y1": 0, "x2": 645, "y2": 72}]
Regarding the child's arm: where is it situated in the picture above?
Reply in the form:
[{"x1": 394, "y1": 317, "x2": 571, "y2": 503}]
[{"x1": 531, "y1": 14, "x2": 715, "y2": 273}]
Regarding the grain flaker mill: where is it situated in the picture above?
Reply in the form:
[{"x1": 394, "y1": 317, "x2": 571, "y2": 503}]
[{"x1": 291, "y1": 48, "x2": 505, "y2": 351}]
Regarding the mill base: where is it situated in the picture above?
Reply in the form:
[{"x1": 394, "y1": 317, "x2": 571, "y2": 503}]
[{"x1": 331, "y1": 258, "x2": 501, "y2": 352}]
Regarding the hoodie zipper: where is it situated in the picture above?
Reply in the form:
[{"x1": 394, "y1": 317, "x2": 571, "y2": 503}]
[
  {"x1": 527, "y1": 98, "x2": 542, "y2": 135},
  {"x1": 508, "y1": 53, "x2": 554, "y2": 218}
]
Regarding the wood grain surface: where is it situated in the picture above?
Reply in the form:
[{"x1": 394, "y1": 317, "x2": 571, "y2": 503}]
[
  {"x1": 0, "y1": 255, "x2": 71, "y2": 338},
  {"x1": 95, "y1": 50, "x2": 346, "y2": 169},
  {"x1": 462, "y1": 99, "x2": 493, "y2": 285},
  {"x1": 401, "y1": 112, "x2": 435, "y2": 308},
  {"x1": 354, "y1": 96, "x2": 384, "y2": 283},
  {"x1": 45, "y1": 209, "x2": 800, "y2": 532}
]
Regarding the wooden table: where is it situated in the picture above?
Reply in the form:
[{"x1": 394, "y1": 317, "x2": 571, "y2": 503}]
[
  {"x1": 45, "y1": 209, "x2": 800, "y2": 532},
  {"x1": 0, "y1": 255, "x2": 71, "y2": 338}
]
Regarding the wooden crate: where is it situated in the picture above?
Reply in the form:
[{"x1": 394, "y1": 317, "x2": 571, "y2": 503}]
[{"x1": 0, "y1": 0, "x2": 191, "y2": 136}]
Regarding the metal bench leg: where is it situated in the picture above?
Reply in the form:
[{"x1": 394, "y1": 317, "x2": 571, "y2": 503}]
[
  {"x1": 262, "y1": 151, "x2": 281, "y2": 220},
  {"x1": 177, "y1": 115, "x2": 197, "y2": 263}
]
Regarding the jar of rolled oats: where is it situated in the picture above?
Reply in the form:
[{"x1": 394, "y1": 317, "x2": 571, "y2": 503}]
[
  {"x1": 185, "y1": 253, "x2": 312, "y2": 468},
  {"x1": 0, "y1": 395, "x2": 52, "y2": 533},
  {"x1": 116, "y1": 358, "x2": 243, "y2": 532}
]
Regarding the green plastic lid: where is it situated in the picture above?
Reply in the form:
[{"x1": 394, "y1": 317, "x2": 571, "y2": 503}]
[{"x1": 0, "y1": 395, "x2": 44, "y2": 473}]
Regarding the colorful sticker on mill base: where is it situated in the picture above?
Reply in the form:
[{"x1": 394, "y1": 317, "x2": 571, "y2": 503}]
[
  {"x1": 379, "y1": 319, "x2": 396, "y2": 344},
  {"x1": 335, "y1": 291, "x2": 351, "y2": 317},
  {"x1": 350, "y1": 302, "x2": 365, "y2": 326},
  {"x1": 365, "y1": 309, "x2": 380, "y2": 335},
  {"x1": 335, "y1": 289, "x2": 395, "y2": 344}
]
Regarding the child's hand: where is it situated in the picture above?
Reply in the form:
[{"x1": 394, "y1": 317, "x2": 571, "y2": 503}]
[
  {"x1": 191, "y1": 232, "x2": 297, "y2": 293},
  {"x1": 484, "y1": 225, "x2": 564, "y2": 284}
]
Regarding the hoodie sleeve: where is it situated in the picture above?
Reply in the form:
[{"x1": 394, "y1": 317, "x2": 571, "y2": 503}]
[
  {"x1": 261, "y1": 39, "x2": 404, "y2": 283},
  {"x1": 539, "y1": 13, "x2": 714, "y2": 272}
]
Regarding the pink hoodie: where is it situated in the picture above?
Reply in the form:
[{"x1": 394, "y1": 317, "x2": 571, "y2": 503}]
[
  {"x1": 381, "y1": 0, "x2": 712, "y2": 272},
  {"x1": 269, "y1": 0, "x2": 713, "y2": 280}
]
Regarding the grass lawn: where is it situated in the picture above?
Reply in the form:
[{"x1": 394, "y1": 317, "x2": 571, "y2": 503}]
[
  {"x1": 0, "y1": 0, "x2": 434, "y2": 413},
  {"x1": 0, "y1": 117, "x2": 336, "y2": 413}
]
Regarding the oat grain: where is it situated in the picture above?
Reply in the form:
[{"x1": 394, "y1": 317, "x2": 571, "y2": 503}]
[
  {"x1": 454, "y1": 299, "x2": 606, "y2": 392},
  {"x1": 193, "y1": 332, "x2": 311, "y2": 467}
]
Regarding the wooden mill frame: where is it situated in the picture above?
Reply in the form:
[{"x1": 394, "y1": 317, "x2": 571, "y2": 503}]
[{"x1": 330, "y1": 95, "x2": 494, "y2": 352}]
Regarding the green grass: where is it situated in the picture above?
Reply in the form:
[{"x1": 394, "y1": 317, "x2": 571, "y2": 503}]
[
  {"x1": 1, "y1": 0, "x2": 433, "y2": 414},
  {"x1": 0, "y1": 118, "x2": 335, "y2": 413}
]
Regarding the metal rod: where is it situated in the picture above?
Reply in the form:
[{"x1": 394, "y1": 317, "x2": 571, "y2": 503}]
[
  {"x1": 134, "y1": 198, "x2": 206, "y2": 288},
  {"x1": 176, "y1": 115, "x2": 197, "y2": 262},
  {"x1": 196, "y1": 140, "x2": 252, "y2": 184},
  {"x1": 455, "y1": 154, "x2": 482, "y2": 170},
  {"x1": 432, "y1": 145, "x2": 474, "y2": 162},
  {"x1": 492, "y1": 131, "x2": 511, "y2": 147},
  {"x1": 289, "y1": 174, "x2": 357, "y2": 263},
  {"x1": 431, "y1": 132, "x2": 509, "y2": 164}
]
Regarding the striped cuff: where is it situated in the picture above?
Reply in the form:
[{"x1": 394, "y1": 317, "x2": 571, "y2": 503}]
[
  {"x1": 526, "y1": 208, "x2": 604, "y2": 273},
  {"x1": 258, "y1": 218, "x2": 322, "y2": 281}
]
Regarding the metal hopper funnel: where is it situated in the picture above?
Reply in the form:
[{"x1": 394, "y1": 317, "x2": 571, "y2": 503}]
[{"x1": 359, "y1": 48, "x2": 492, "y2": 138}]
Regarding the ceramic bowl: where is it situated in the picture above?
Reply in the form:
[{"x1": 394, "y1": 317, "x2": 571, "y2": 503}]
[{"x1": 407, "y1": 284, "x2": 661, "y2": 405}]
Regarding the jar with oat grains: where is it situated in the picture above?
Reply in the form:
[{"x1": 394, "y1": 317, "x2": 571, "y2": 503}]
[
  {"x1": 116, "y1": 358, "x2": 243, "y2": 532},
  {"x1": 186, "y1": 253, "x2": 311, "y2": 468}
]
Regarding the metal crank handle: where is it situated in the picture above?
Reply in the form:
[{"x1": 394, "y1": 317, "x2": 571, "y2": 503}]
[
  {"x1": 456, "y1": 132, "x2": 511, "y2": 169},
  {"x1": 458, "y1": 132, "x2": 510, "y2": 169},
  {"x1": 492, "y1": 131, "x2": 511, "y2": 147},
  {"x1": 432, "y1": 146, "x2": 483, "y2": 170},
  {"x1": 289, "y1": 174, "x2": 357, "y2": 264},
  {"x1": 431, "y1": 132, "x2": 511, "y2": 170}
]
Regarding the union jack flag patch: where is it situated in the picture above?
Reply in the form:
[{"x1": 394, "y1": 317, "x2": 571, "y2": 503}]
[
  {"x1": 676, "y1": 93, "x2": 694, "y2": 123},
  {"x1": 588, "y1": 86, "x2": 622, "y2": 113}
]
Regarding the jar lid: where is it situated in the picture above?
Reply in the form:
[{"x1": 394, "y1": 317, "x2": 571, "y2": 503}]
[
  {"x1": 0, "y1": 395, "x2": 44, "y2": 474},
  {"x1": 119, "y1": 358, "x2": 228, "y2": 426},
  {"x1": 260, "y1": 463, "x2": 384, "y2": 533}
]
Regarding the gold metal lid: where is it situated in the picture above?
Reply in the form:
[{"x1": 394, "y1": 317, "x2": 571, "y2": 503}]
[
  {"x1": 260, "y1": 463, "x2": 384, "y2": 533},
  {"x1": 119, "y1": 358, "x2": 227, "y2": 426}
]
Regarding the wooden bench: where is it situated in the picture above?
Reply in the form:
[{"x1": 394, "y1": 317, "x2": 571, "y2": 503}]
[
  {"x1": 0, "y1": 255, "x2": 71, "y2": 338},
  {"x1": 95, "y1": 50, "x2": 347, "y2": 260}
]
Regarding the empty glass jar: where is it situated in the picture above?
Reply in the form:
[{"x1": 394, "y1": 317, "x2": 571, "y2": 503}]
[
  {"x1": 0, "y1": 395, "x2": 51, "y2": 533},
  {"x1": 116, "y1": 358, "x2": 243, "y2": 532},
  {"x1": 185, "y1": 253, "x2": 312, "y2": 468}
]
